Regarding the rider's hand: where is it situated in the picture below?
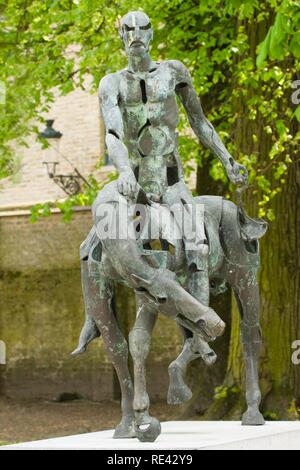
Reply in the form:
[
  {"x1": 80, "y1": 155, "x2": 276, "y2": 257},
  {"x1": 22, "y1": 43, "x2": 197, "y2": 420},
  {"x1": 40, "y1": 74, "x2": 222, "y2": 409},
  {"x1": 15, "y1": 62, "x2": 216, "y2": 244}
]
[
  {"x1": 117, "y1": 168, "x2": 138, "y2": 197},
  {"x1": 226, "y1": 159, "x2": 248, "y2": 185}
]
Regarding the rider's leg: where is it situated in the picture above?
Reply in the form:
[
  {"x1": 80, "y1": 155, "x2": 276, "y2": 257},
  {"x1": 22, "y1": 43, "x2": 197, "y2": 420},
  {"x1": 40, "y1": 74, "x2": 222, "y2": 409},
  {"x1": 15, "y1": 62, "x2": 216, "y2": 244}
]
[
  {"x1": 186, "y1": 245, "x2": 217, "y2": 362},
  {"x1": 167, "y1": 197, "x2": 217, "y2": 404},
  {"x1": 183, "y1": 189, "x2": 218, "y2": 359},
  {"x1": 166, "y1": 183, "x2": 220, "y2": 342}
]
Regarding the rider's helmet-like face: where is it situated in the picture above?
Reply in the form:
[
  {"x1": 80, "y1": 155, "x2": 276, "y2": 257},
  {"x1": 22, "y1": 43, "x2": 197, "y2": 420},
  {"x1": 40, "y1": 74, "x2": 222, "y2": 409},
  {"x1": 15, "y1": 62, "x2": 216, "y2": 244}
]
[{"x1": 119, "y1": 11, "x2": 153, "y2": 57}]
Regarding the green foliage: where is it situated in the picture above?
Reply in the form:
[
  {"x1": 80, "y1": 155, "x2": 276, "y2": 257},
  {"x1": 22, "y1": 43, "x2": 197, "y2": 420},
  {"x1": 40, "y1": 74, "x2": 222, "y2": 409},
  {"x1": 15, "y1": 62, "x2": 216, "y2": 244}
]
[
  {"x1": 256, "y1": 0, "x2": 300, "y2": 66},
  {"x1": 287, "y1": 398, "x2": 300, "y2": 418},
  {"x1": 214, "y1": 384, "x2": 240, "y2": 400},
  {"x1": 0, "y1": 0, "x2": 299, "y2": 220},
  {"x1": 294, "y1": 105, "x2": 300, "y2": 122},
  {"x1": 30, "y1": 170, "x2": 116, "y2": 222},
  {"x1": 263, "y1": 410, "x2": 280, "y2": 421}
]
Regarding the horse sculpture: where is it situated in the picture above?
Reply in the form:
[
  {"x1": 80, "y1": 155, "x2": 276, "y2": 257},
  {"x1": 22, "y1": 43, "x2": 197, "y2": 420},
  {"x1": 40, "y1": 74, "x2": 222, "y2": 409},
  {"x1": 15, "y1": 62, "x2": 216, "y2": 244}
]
[
  {"x1": 72, "y1": 181, "x2": 267, "y2": 443},
  {"x1": 71, "y1": 10, "x2": 268, "y2": 443}
]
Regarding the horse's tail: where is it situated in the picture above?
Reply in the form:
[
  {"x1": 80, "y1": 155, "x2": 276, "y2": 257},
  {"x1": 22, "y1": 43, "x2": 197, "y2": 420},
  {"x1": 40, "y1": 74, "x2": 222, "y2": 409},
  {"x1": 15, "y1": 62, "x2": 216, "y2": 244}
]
[
  {"x1": 71, "y1": 254, "x2": 103, "y2": 357},
  {"x1": 71, "y1": 229, "x2": 112, "y2": 357},
  {"x1": 70, "y1": 315, "x2": 101, "y2": 357}
]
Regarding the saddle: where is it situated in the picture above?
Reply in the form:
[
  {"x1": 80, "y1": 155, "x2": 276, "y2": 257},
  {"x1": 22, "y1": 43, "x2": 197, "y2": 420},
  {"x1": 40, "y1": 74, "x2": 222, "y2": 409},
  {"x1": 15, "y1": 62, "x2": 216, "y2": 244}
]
[{"x1": 80, "y1": 191, "x2": 224, "y2": 282}]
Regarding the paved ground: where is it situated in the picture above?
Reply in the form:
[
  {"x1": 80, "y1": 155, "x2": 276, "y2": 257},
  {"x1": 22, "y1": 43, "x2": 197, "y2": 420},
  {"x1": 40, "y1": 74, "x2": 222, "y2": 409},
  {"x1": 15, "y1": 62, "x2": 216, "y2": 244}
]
[
  {"x1": 0, "y1": 397, "x2": 179, "y2": 445},
  {"x1": 4, "y1": 421, "x2": 300, "y2": 450}
]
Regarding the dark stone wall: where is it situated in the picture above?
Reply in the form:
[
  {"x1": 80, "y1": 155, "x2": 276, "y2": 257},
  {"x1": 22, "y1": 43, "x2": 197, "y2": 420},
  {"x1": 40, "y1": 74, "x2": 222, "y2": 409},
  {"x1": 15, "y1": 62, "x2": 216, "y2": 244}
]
[{"x1": 0, "y1": 209, "x2": 182, "y2": 401}]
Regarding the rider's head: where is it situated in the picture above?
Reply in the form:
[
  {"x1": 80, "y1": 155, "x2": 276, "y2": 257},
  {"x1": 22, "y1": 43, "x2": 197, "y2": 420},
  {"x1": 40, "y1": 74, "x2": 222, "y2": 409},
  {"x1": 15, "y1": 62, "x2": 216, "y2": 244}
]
[{"x1": 119, "y1": 11, "x2": 153, "y2": 57}]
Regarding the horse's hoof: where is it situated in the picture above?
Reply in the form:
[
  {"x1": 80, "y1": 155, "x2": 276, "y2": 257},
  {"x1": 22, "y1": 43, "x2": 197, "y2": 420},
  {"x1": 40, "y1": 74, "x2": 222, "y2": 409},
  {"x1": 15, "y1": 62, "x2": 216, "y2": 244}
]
[
  {"x1": 242, "y1": 408, "x2": 265, "y2": 426},
  {"x1": 113, "y1": 416, "x2": 136, "y2": 439},
  {"x1": 135, "y1": 416, "x2": 161, "y2": 442},
  {"x1": 167, "y1": 384, "x2": 192, "y2": 405}
]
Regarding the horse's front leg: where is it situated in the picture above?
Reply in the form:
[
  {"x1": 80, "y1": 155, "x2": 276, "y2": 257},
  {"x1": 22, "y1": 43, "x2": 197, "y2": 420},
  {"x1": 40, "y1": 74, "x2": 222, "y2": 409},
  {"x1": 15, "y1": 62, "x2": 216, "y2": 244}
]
[
  {"x1": 229, "y1": 267, "x2": 265, "y2": 426},
  {"x1": 129, "y1": 294, "x2": 160, "y2": 442},
  {"x1": 81, "y1": 260, "x2": 135, "y2": 438}
]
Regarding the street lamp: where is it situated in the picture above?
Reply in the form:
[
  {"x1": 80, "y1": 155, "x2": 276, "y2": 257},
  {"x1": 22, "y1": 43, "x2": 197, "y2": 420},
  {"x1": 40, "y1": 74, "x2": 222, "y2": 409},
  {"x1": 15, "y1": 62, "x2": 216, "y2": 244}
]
[
  {"x1": 40, "y1": 119, "x2": 90, "y2": 196},
  {"x1": 40, "y1": 119, "x2": 61, "y2": 179}
]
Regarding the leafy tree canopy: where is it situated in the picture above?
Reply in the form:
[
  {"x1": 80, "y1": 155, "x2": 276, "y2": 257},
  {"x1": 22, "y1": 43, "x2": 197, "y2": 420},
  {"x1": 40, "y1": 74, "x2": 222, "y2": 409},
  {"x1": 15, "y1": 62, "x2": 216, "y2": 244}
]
[{"x1": 0, "y1": 0, "x2": 299, "y2": 220}]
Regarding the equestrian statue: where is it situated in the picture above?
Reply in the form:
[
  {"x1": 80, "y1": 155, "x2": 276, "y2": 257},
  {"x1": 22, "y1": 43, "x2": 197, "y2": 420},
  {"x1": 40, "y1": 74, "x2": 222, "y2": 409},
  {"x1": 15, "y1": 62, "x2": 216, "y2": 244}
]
[{"x1": 72, "y1": 11, "x2": 268, "y2": 443}]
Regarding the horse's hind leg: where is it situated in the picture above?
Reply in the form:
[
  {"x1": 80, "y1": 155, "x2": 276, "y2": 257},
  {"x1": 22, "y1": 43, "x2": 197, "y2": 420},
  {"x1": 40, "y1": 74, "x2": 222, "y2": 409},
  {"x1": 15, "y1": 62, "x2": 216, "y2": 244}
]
[
  {"x1": 129, "y1": 293, "x2": 160, "y2": 442},
  {"x1": 229, "y1": 267, "x2": 265, "y2": 426},
  {"x1": 186, "y1": 246, "x2": 218, "y2": 363}
]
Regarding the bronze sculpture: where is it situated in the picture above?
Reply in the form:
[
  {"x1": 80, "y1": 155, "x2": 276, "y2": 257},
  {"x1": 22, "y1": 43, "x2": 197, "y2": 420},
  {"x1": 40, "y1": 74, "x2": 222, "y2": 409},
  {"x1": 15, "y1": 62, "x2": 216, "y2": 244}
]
[{"x1": 72, "y1": 11, "x2": 267, "y2": 443}]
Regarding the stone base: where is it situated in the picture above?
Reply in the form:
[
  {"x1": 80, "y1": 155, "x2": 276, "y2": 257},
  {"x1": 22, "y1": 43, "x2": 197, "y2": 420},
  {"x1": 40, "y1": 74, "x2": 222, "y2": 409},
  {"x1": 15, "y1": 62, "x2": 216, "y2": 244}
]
[{"x1": 2, "y1": 421, "x2": 300, "y2": 450}]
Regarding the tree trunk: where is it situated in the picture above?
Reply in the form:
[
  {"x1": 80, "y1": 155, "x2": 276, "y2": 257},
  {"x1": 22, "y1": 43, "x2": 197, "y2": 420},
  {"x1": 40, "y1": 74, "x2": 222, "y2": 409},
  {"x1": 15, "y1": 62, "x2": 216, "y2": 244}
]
[
  {"x1": 202, "y1": 18, "x2": 300, "y2": 421},
  {"x1": 212, "y1": 154, "x2": 300, "y2": 421},
  {"x1": 217, "y1": 14, "x2": 300, "y2": 420}
]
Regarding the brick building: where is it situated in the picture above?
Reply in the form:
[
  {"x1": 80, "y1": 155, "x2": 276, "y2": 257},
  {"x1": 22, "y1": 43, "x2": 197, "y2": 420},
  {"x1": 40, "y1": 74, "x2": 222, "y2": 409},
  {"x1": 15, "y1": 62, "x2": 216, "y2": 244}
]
[{"x1": 0, "y1": 85, "x2": 183, "y2": 402}]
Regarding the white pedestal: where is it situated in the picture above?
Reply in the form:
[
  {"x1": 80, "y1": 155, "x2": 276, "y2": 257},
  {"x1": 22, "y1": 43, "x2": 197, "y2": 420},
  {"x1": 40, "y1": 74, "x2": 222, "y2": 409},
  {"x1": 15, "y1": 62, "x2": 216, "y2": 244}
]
[{"x1": 2, "y1": 421, "x2": 300, "y2": 450}]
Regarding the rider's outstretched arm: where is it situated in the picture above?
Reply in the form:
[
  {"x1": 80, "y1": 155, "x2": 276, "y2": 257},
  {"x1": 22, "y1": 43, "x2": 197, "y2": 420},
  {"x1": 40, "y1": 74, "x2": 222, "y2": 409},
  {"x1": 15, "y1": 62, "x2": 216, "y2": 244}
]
[
  {"x1": 99, "y1": 73, "x2": 137, "y2": 196},
  {"x1": 172, "y1": 61, "x2": 247, "y2": 185}
]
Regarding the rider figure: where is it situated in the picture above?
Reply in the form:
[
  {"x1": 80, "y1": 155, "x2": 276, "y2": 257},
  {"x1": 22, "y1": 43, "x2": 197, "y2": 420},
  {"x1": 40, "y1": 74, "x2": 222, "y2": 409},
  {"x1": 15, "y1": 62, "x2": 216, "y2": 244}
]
[{"x1": 74, "y1": 11, "x2": 247, "y2": 359}]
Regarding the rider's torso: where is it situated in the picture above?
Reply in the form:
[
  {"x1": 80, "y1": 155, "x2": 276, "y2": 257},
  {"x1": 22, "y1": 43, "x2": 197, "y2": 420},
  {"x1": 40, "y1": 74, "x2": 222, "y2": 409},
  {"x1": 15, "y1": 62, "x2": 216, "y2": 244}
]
[{"x1": 117, "y1": 62, "x2": 180, "y2": 200}]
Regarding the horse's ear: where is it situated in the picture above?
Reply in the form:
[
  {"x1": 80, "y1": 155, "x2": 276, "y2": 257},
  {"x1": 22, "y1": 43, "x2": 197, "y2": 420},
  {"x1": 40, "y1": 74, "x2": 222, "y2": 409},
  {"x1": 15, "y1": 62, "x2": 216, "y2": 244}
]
[{"x1": 238, "y1": 208, "x2": 268, "y2": 241}]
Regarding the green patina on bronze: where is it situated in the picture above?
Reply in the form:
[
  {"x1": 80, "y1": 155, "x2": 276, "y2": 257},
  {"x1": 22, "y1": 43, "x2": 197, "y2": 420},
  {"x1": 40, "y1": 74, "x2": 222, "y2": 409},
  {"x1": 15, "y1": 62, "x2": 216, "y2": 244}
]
[{"x1": 72, "y1": 11, "x2": 267, "y2": 443}]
